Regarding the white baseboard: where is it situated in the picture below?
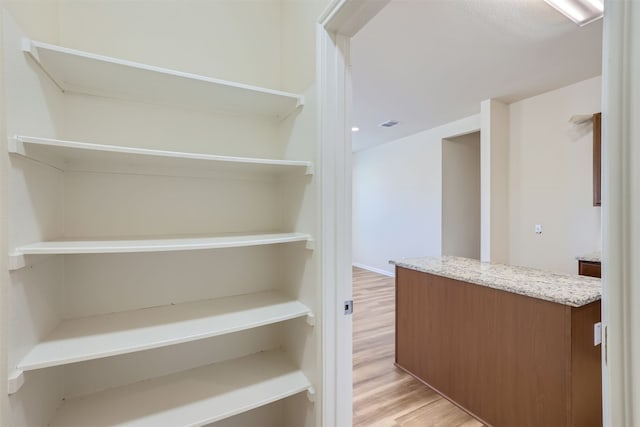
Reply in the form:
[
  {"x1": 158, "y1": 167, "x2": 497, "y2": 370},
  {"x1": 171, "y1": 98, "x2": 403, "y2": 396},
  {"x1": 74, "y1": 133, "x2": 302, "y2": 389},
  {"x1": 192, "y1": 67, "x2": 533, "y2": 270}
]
[{"x1": 352, "y1": 262, "x2": 395, "y2": 277}]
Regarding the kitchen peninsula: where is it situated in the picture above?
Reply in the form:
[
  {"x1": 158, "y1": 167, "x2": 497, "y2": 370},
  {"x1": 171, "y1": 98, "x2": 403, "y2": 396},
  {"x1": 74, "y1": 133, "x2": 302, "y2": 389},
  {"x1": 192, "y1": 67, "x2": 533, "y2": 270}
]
[{"x1": 391, "y1": 256, "x2": 602, "y2": 427}]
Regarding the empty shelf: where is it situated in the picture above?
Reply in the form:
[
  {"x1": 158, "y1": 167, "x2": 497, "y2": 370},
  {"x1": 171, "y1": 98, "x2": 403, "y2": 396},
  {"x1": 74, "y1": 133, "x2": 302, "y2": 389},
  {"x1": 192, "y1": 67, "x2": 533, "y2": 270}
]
[
  {"x1": 18, "y1": 291, "x2": 311, "y2": 371},
  {"x1": 12, "y1": 232, "x2": 311, "y2": 256},
  {"x1": 23, "y1": 39, "x2": 303, "y2": 118},
  {"x1": 9, "y1": 136, "x2": 313, "y2": 177},
  {"x1": 50, "y1": 350, "x2": 311, "y2": 426}
]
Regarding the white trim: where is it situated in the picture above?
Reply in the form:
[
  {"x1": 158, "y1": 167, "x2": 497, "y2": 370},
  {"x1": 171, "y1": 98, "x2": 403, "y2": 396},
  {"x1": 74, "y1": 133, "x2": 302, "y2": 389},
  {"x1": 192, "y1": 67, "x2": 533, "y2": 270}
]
[
  {"x1": 601, "y1": 1, "x2": 640, "y2": 425},
  {"x1": 317, "y1": 1, "x2": 390, "y2": 426},
  {"x1": 352, "y1": 263, "x2": 395, "y2": 277},
  {"x1": 320, "y1": 0, "x2": 390, "y2": 37},
  {"x1": 318, "y1": 25, "x2": 350, "y2": 427}
]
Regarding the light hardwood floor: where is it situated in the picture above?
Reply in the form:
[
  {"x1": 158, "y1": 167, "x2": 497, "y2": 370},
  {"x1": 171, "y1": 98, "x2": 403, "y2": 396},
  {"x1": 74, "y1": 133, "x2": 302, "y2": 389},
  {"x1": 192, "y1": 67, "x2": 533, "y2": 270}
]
[{"x1": 352, "y1": 267, "x2": 485, "y2": 427}]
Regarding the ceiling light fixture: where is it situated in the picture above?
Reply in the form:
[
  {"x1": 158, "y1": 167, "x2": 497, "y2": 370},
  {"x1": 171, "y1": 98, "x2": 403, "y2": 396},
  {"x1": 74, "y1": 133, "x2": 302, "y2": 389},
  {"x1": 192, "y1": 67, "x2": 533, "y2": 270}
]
[
  {"x1": 544, "y1": 0, "x2": 603, "y2": 26},
  {"x1": 351, "y1": 126, "x2": 360, "y2": 132}
]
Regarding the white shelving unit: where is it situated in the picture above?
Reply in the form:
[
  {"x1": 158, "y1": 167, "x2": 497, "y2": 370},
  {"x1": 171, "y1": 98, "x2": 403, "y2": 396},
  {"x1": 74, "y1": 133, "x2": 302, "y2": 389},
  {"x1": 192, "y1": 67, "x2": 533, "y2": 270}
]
[
  {"x1": 23, "y1": 39, "x2": 304, "y2": 118},
  {"x1": 18, "y1": 291, "x2": 311, "y2": 371},
  {"x1": 9, "y1": 136, "x2": 313, "y2": 178},
  {"x1": 12, "y1": 232, "x2": 311, "y2": 256},
  {"x1": 50, "y1": 350, "x2": 312, "y2": 427},
  {"x1": 6, "y1": 16, "x2": 317, "y2": 427},
  {"x1": 9, "y1": 233, "x2": 312, "y2": 271}
]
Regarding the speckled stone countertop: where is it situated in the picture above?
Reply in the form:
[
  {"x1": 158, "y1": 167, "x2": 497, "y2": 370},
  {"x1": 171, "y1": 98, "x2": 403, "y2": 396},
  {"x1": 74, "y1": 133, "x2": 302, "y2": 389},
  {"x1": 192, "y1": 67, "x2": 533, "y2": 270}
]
[
  {"x1": 390, "y1": 256, "x2": 601, "y2": 307},
  {"x1": 576, "y1": 251, "x2": 601, "y2": 263}
]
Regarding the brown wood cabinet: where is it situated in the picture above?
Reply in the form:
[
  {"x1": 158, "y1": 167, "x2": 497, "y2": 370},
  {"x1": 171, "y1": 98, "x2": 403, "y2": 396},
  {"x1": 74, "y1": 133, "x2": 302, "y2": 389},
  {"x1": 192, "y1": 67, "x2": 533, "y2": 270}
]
[
  {"x1": 396, "y1": 267, "x2": 602, "y2": 427},
  {"x1": 593, "y1": 112, "x2": 602, "y2": 206},
  {"x1": 579, "y1": 260, "x2": 602, "y2": 278}
]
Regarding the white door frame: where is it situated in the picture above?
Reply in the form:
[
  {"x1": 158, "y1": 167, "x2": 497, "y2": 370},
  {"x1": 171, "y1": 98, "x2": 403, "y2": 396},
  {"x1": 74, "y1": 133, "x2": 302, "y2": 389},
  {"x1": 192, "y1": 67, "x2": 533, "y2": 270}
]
[
  {"x1": 317, "y1": 1, "x2": 389, "y2": 426},
  {"x1": 318, "y1": 0, "x2": 639, "y2": 425},
  {"x1": 601, "y1": 1, "x2": 640, "y2": 425}
]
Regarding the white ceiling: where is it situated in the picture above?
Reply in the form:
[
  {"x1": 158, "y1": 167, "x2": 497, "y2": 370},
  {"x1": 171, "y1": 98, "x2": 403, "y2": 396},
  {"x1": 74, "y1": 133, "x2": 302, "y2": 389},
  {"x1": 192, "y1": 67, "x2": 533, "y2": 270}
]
[{"x1": 351, "y1": 0, "x2": 603, "y2": 152}]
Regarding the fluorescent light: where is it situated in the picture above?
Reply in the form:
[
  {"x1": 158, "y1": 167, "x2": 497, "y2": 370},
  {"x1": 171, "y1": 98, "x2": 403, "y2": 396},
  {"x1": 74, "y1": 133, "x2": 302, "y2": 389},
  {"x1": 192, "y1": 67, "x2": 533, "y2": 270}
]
[
  {"x1": 351, "y1": 126, "x2": 360, "y2": 132},
  {"x1": 544, "y1": 0, "x2": 603, "y2": 26}
]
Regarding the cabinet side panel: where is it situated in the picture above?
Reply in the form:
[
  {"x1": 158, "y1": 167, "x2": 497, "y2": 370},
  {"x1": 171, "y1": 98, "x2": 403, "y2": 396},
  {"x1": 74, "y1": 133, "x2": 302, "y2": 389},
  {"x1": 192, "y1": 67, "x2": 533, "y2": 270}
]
[
  {"x1": 571, "y1": 300, "x2": 603, "y2": 427},
  {"x1": 396, "y1": 268, "x2": 570, "y2": 426}
]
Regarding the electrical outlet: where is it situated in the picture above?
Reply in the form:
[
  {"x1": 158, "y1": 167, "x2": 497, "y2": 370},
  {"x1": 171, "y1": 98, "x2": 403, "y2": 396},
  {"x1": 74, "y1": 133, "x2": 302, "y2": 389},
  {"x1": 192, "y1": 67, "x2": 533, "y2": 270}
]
[{"x1": 535, "y1": 224, "x2": 543, "y2": 234}]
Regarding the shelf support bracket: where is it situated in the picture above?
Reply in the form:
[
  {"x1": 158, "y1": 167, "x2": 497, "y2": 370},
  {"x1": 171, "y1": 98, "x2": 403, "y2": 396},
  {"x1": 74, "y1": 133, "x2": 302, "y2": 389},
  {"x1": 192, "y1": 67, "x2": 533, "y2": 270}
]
[
  {"x1": 305, "y1": 163, "x2": 314, "y2": 176},
  {"x1": 306, "y1": 312, "x2": 316, "y2": 327},
  {"x1": 21, "y1": 38, "x2": 35, "y2": 56},
  {"x1": 7, "y1": 136, "x2": 21, "y2": 155},
  {"x1": 8, "y1": 253, "x2": 25, "y2": 271},
  {"x1": 8, "y1": 370, "x2": 24, "y2": 395},
  {"x1": 306, "y1": 386, "x2": 316, "y2": 403},
  {"x1": 305, "y1": 239, "x2": 315, "y2": 251},
  {"x1": 8, "y1": 253, "x2": 53, "y2": 271}
]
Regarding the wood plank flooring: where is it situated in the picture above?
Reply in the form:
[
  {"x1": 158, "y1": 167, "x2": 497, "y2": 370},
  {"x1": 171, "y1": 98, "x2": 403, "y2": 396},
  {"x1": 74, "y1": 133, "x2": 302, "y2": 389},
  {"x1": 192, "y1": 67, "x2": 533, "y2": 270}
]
[{"x1": 352, "y1": 267, "x2": 485, "y2": 427}]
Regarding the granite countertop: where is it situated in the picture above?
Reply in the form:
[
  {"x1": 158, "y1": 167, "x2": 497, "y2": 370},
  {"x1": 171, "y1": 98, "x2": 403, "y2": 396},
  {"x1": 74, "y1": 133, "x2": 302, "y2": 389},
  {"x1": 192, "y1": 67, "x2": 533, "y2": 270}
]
[
  {"x1": 390, "y1": 256, "x2": 601, "y2": 307},
  {"x1": 576, "y1": 251, "x2": 601, "y2": 263}
]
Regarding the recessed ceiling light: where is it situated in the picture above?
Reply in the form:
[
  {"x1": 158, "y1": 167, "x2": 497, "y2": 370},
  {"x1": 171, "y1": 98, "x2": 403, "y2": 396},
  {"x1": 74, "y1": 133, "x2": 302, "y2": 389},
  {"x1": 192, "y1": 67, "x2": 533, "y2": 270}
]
[
  {"x1": 544, "y1": 0, "x2": 603, "y2": 26},
  {"x1": 351, "y1": 126, "x2": 360, "y2": 132}
]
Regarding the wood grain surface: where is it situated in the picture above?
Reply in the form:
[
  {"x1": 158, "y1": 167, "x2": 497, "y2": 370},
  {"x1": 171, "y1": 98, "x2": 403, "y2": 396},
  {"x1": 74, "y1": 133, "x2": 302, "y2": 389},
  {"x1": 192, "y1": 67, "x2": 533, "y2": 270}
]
[
  {"x1": 353, "y1": 267, "x2": 484, "y2": 427},
  {"x1": 395, "y1": 266, "x2": 602, "y2": 427}
]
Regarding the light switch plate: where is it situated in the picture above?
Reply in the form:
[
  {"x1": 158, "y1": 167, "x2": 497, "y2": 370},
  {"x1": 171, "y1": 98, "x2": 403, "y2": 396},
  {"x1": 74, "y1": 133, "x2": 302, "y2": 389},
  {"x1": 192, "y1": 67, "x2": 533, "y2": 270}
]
[
  {"x1": 594, "y1": 322, "x2": 602, "y2": 346},
  {"x1": 535, "y1": 224, "x2": 543, "y2": 234}
]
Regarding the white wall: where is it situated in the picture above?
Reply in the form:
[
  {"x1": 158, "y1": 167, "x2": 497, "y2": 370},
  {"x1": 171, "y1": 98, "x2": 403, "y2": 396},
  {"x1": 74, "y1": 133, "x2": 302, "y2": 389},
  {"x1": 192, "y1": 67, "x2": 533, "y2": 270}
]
[
  {"x1": 57, "y1": 0, "x2": 282, "y2": 89},
  {"x1": 3, "y1": 0, "x2": 59, "y2": 43},
  {"x1": 442, "y1": 132, "x2": 481, "y2": 259},
  {"x1": 481, "y1": 99, "x2": 510, "y2": 263},
  {"x1": 509, "y1": 76, "x2": 602, "y2": 274},
  {"x1": 281, "y1": 0, "x2": 329, "y2": 94},
  {"x1": 352, "y1": 114, "x2": 480, "y2": 276}
]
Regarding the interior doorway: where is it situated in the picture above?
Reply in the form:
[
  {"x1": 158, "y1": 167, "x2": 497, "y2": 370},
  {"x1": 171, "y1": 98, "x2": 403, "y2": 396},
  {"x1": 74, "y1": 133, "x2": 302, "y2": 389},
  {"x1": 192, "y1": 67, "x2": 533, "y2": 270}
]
[{"x1": 442, "y1": 131, "x2": 481, "y2": 260}]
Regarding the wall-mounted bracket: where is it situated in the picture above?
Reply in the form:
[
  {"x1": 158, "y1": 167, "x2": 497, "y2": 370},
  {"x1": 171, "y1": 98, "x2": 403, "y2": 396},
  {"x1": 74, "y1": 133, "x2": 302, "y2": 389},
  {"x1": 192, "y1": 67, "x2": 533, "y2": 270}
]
[
  {"x1": 305, "y1": 239, "x2": 315, "y2": 251},
  {"x1": 306, "y1": 312, "x2": 316, "y2": 327},
  {"x1": 8, "y1": 253, "x2": 25, "y2": 271},
  {"x1": 8, "y1": 370, "x2": 24, "y2": 395},
  {"x1": 305, "y1": 163, "x2": 314, "y2": 176},
  {"x1": 7, "y1": 136, "x2": 21, "y2": 155},
  {"x1": 8, "y1": 253, "x2": 52, "y2": 271},
  {"x1": 306, "y1": 386, "x2": 316, "y2": 403},
  {"x1": 21, "y1": 37, "x2": 34, "y2": 56}
]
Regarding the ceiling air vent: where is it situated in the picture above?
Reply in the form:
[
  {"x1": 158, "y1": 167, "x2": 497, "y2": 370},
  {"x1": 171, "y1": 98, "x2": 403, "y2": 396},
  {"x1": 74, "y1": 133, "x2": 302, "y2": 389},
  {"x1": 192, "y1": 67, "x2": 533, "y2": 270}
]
[{"x1": 379, "y1": 120, "x2": 399, "y2": 128}]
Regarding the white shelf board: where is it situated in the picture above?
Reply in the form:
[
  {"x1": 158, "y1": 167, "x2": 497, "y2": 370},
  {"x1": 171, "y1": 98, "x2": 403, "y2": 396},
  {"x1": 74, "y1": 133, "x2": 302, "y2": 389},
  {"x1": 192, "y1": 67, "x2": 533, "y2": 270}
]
[
  {"x1": 12, "y1": 232, "x2": 311, "y2": 256},
  {"x1": 50, "y1": 350, "x2": 311, "y2": 427},
  {"x1": 23, "y1": 39, "x2": 303, "y2": 118},
  {"x1": 9, "y1": 136, "x2": 313, "y2": 177},
  {"x1": 18, "y1": 291, "x2": 311, "y2": 371}
]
